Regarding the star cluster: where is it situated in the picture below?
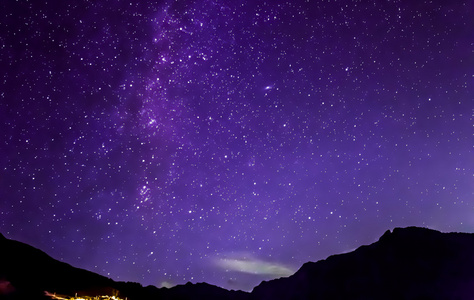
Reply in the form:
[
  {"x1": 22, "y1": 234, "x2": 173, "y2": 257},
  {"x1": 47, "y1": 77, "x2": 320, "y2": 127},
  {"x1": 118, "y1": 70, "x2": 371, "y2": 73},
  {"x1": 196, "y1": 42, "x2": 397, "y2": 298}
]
[{"x1": 1, "y1": 0, "x2": 472, "y2": 292}]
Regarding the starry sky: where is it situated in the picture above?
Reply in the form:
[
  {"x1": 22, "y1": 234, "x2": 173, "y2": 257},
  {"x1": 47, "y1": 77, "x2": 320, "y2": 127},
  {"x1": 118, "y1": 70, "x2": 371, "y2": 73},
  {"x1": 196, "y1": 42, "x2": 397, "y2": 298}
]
[{"x1": 1, "y1": 0, "x2": 473, "y2": 292}]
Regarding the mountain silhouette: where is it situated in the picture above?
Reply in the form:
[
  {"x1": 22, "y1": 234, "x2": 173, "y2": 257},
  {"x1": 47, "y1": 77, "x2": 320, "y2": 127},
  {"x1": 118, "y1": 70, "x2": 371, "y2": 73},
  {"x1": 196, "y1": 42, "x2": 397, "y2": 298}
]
[
  {"x1": 0, "y1": 232, "x2": 117, "y2": 299},
  {"x1": 250, "y1": 227, "x2": 474, "y2": 300},
  {"x1": 0, "y1": 227, "x2": 473, "y2": 300}
]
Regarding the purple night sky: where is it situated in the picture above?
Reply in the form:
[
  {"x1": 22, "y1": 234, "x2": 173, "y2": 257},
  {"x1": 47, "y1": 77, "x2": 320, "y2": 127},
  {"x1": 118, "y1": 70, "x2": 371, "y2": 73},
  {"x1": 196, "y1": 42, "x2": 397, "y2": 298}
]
[{"x1": 1, "y1": 0, "x2": 472, "y2": 292}]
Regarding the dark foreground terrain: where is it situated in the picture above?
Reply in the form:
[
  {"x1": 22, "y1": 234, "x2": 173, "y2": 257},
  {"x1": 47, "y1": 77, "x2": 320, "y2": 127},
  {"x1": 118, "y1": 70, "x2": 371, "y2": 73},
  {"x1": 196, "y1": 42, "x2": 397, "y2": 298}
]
[{"x1": 1, "y1": 227, "x2": 473, "y2": 299}]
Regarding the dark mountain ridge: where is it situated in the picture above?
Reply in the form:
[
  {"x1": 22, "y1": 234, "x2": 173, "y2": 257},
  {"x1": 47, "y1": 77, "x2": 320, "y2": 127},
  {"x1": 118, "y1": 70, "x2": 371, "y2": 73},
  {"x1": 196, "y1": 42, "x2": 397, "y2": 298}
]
[
  {"x1": 0, "y1": 232, "x2": 116, "y2": 299},
  {"x1": 1, "y1": 227, "x2": 473, "y2": 300},
  {"x1": 250, "y1": 227, "x2": 474, "y2": 300}
]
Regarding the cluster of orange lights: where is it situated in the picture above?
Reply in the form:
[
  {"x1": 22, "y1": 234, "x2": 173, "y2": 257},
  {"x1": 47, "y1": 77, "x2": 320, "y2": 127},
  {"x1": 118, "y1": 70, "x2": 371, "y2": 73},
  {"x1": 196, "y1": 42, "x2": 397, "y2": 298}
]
[{"x1": 45, "y1": 291, "x2": 126, "y2": 300}]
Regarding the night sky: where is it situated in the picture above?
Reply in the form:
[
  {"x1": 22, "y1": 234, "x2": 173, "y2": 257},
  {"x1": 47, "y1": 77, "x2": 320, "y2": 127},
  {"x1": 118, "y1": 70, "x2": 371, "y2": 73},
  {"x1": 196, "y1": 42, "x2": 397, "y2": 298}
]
[{"x1": 1, "y1": 0, "x2": 473, "y2": 292}]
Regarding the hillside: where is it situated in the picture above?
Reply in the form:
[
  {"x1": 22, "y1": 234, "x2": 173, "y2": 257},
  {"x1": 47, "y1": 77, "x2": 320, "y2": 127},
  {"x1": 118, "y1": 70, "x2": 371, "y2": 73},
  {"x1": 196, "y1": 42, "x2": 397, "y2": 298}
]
[{"x1": 1, "y1": 227, "x2": 473, "y2": 299}]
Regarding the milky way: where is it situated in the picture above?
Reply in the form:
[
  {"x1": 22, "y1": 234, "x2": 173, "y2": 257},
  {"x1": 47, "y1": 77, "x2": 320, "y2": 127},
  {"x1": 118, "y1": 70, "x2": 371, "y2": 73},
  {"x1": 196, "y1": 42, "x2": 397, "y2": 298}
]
[{"x1": 1, "y1": 0, "x2": 472, "y2": 291}]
